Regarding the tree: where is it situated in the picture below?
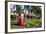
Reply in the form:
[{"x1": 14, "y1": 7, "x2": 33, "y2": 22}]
[
  {"x1": 16, "y1": 5, "x2": 23, "y2": 13},
  {"x1": 30, "y1": 6, "x2": 42, "y2": 18},
  {"x1": 31, "y1": 6, "x2": 41, "y2": 15},
  {"x1": 12, "y1": 5, "x2": 23, "y2": 15}
]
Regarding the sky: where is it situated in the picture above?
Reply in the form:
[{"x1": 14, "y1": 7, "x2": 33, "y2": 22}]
[{"x1": 10, "y1": 4, "x2": 24, "y2": 9}]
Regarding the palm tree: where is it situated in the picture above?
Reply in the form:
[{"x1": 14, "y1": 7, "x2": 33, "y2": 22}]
[{"x1": 16, "y1": 5, "x2": 22, "y2": 13}]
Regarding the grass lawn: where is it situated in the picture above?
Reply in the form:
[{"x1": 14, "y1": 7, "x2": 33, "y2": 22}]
[
  {"x1": 25, "y1": 18, "x2": 41, "y2": 27},
  {"x1": 11, "y1": 18, "x2": 41, "y2": 28}
]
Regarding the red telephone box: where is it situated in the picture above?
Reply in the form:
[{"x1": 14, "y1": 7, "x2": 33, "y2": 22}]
[{"x1": 18, "y1": 14, "x2": 24, "y2": 26}]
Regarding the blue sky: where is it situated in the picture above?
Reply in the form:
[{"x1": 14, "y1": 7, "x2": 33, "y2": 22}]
[
  {"x1": 10, "y1": 4, "x2": 16, "y2": 9},
  {"x1": 10, "y1": 4, "x2": 24, "y2": 9}
]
